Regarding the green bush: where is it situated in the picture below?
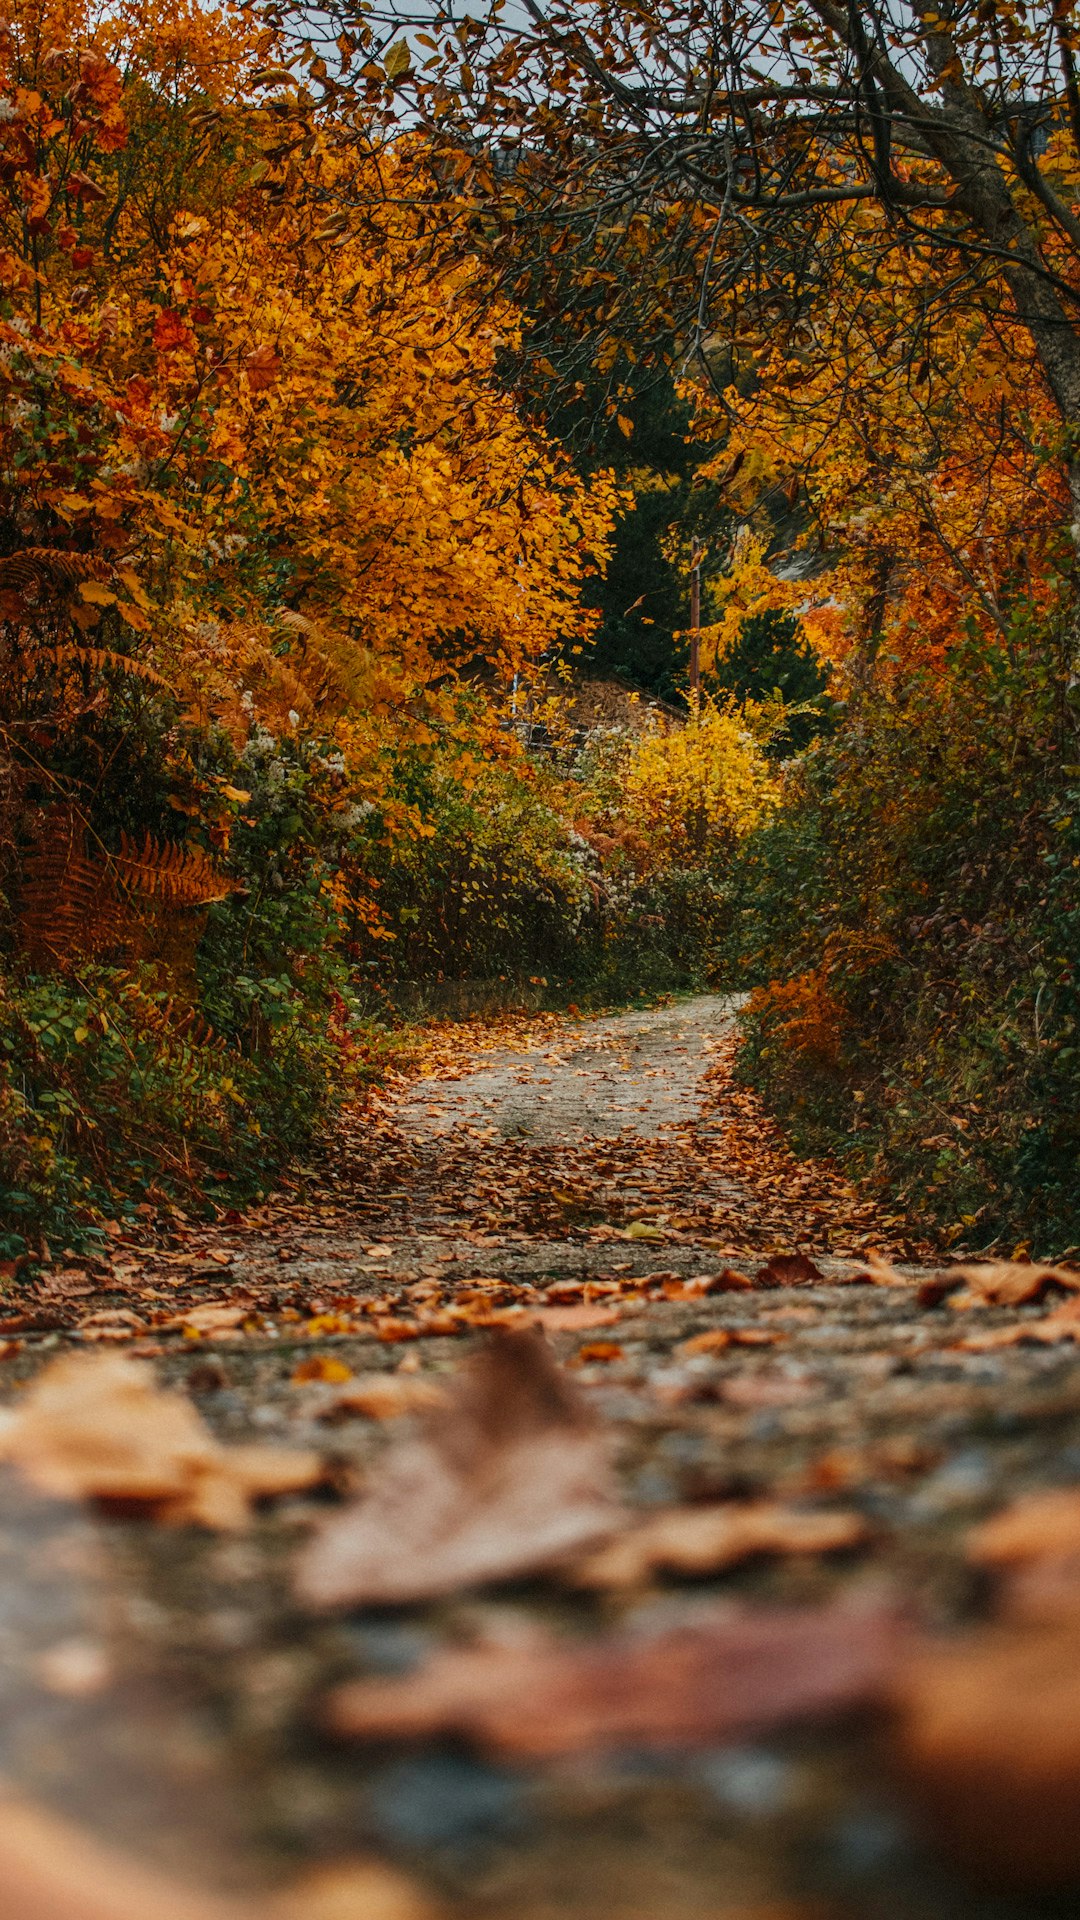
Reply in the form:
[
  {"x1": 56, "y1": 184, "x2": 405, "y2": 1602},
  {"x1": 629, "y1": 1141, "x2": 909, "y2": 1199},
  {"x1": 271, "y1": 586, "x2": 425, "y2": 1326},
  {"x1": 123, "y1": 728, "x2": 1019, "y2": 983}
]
[{"x1": 732, "y1": 622, "x2": 1080, "y2": 1247}]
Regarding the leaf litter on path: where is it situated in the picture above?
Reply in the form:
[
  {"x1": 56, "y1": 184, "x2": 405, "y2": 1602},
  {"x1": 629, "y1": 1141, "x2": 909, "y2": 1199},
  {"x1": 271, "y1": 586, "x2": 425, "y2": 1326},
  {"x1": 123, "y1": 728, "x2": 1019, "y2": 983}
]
[
  {"x1": 325, "y1": 1599, "x2": 903, "y2": 1759},
  {"x1": 0, "y1": 1793, "x2": 437, "y2": 1920},
  {"x1": 0, "y1": 1352, "x2": 323, "y2": 1528},
  {"x1": 295, "y1": 1329, "x2": 624, "y2": 1608},
  {"x1": 16, "y1": 997, "x2": 1080, "y2": 1911}
]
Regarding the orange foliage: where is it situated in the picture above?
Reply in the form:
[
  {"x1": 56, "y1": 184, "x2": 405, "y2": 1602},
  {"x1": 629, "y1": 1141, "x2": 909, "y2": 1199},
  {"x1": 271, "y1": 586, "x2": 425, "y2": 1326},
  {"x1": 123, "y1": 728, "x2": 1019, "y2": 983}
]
[{"x1": 693, "y1": 189, "x2": 1071, "y2": 677}]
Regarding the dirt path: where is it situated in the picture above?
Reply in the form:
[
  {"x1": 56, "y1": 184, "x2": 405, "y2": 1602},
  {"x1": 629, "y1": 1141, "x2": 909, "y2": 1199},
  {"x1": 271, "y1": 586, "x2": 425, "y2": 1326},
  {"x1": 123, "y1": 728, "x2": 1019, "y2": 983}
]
[{"x1": 1, "y1": 998, "x2": 1079, "y2": 1917}]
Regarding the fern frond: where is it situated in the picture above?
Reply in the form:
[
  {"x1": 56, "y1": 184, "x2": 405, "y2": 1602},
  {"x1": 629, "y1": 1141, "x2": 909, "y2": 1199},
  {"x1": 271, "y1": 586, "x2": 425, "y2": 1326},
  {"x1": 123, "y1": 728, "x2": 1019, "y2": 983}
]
[
  {"x1": 17, "y1": 808, "x2": 122, "y2": 964},
  {"x1": 38, "y1": 646, "x2": 172, "y2": 692},
  {"x1": 0, "y1": 549, "x2": 107, "y2": 597},
  {"x1": 113, "y1": 831, "x2": 238, "y2": 906},
  {"x1": 138, "y1": 994, "x2": 225, "y2": 1052}
]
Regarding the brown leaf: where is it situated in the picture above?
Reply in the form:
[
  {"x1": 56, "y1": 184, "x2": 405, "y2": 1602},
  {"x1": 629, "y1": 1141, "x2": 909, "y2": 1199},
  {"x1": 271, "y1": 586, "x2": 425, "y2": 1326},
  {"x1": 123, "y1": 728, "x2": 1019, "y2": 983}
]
[
  {"x1": 244, "y1": 344, "x2": 283, "y2": 392},
  {"x1": 919, "y1": 1260, "x2": 1080, "y2": 1310},
  {"x1": 707, "y1": 1266, "x2": 756, "y2": 1292},
  {"x1": 273, "y1": 1859, "x2": 441, "y2": 1920},
  {"x1": 968, "y1": 1488, "x2": 1080, "y2": 1573},
  {"x1": 0, "y1": 1792, "x2": 252, "y2": 1920},
  {"x1": 894, "y1": 1622, "x2": 1080, "y2": 1886},
  {"x1": 316, "y1": 1373, "x2": 448, "y2": 1420},
  {"x1": 534, "y1": 1303, "x2": 621, "y2": 1331},
  {"x1": 0, "y1": 1352, "x2": 323, "y2": 1528},
  {"x1": 677, "y1": 1329, "x2": 782, "y2": 1357},
  {"x1": 952, "y1": 1295, "x2": 1080, "y2": 1351},
  {"x1": 840, "y1": 1255, "x2": 912, "y2": 1287},
  {"x1": 166, "y1": 1305, "x2": 250, "y2": 1335},
  {"x1": 326, "y1": 1599, "x2": 901, "y2": 1758},
  {"x1": 566, "y1": 1500, "x2": 868, "y2": 1590},
  {"x1": 293, "y1": 1329, "x2": 623, "y2": 1608},
  {"x1": 754, "y1": 1254, "x2": 823, "y2": 1288}
]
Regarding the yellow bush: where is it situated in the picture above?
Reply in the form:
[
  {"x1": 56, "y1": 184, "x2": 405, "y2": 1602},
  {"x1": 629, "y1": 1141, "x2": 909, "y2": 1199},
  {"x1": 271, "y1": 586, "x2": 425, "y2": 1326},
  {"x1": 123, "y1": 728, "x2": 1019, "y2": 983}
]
[{"x1": 622, "y1": 699, "x2": 776, "y2": 872}]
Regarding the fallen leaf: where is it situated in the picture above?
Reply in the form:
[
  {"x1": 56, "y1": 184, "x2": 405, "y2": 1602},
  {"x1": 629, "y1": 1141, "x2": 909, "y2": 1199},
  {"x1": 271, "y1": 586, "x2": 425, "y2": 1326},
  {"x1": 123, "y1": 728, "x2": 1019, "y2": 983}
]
[
  {"x1": 969, "y1": 1488, "x2": 1080, "y2": 1573},
  {"x1": 918, "y1": 1260, "x2": 1080, "y2": 1310},
  {"x1": 76, "y1": 1309, "x2": 146, "y2": 1342},
  {"x1": 316, "y1": 1373, "x2": 447, "y2": 1420},
  {"x1": 754, "y1": 1254, "x2": 823, "y2": 1288},
  {"x1": 0, "y1": 1792, "x2": 252, "y2": 1920},
  {"x1": 534, "y1": 1303, "x2": 621, "y2": 1332},
  {"x1": 294, "y1": 1329, "x2": 624, "y2": 1608},
  {"x1": 0, "y1": 1352, "x2": 323, "y2": 1528},
  {"x1": 326, "y1": 1599, "x2": 901, "y2": 1758},
  {"x1": 566, "y1": 1501, "x2": 868, "y2": 1590},
  {"x1": 895, "y1": 1622, "x2": 1080, "y2": 1886},
  {"x1": 678, "y1": 1329, "x2": 782, "y2": 1357},
  {"x1": 952, "y1": 1295, "x2": 1080, "y2": 1351},
  {"x1": 292, "y1": 1355, "x2": 353, "y2": 1386},
  {"x1": 708, "y1": 1267, "x2": 756, "y2": 1291},
  {"x1": 273, "y1": 1859, "x2": 441, "y2": 1920},
  {"x1": 841, "y1": 1255, "x2": 912, "y2": 1287},
  {"x1": 166, "y1": 1305, "x2": 249, "y2": 1335},
  {"x1": 570, "y1": 1340, "x2": 623, "y2": 1364}
]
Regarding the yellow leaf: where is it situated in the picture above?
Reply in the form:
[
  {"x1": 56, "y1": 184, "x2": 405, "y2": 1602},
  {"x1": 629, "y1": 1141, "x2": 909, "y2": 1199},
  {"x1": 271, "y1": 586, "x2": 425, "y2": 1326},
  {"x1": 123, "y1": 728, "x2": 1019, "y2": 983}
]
[
  {"x1": 384, "y1": 40, "x2": 412, "y2": 78},
  {"x1": 221, "y1": 785, "x2": 251, "y2": 803},
  {"x1": 116, "y1": 601, "x2": 151, "y2": 631},
  {"x1": 78, "y1": 581, "x2": 117, "y2": 607}
]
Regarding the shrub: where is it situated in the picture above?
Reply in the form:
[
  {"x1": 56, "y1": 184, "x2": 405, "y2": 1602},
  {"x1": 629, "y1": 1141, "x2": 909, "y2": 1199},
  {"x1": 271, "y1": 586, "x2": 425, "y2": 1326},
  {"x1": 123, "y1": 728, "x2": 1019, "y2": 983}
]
[{"x1": 733, "y1": 622, "x2": 1080, "y2": 1246}]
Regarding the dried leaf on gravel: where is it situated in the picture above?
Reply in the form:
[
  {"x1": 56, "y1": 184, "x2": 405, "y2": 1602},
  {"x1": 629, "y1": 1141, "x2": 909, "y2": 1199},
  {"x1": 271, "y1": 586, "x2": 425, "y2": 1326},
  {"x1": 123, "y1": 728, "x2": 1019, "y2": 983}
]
[
  {"x1": 706, "y1": 1267, "x2": 756, "y2": 1292},
  {"x1": 918, "y1": 1261, "x2": 1080, "y2": 1310},
  {"x1": 0, "y1": 1791, "x2": 251, "y2": 1920},
  {"x1": 968, "y1": 1489, "x2": 1080, "y2": 1572},
  {"x1": 841, "y1": 1255, "x2": 913, "y2": 1287},
  {"x1": 0, "y1": 1352, "x2": 323, "y2": 1528},
  {"x1": 677, "y1": 1329, "x2": 782, "y2": 1357},
  {"x1": 894, "y1": 1623, "x2": 1080, "y2": 1886},
  {"x1": 952, "y1": 1296, "x2": 1080, "y2": 1351},
  {"x1": 273, "y1": 1859, "x2": 441, "y2": 1920},
  {"x1": 755, "y1": 1254, "x2": 823, "y2": 1288},
  {"x1": 315, "y1": 1373, "x2": 448, "y2": 1420},
  {"x1": 532, "y1": 1303, "x2": 622, "y2": 1332},
  {"x1": 294, "y1": 1329, "x2": 623, "y2": 1609},
  {"x1": 292, "y1": 1355, "x2": 353, "y2": 1386},
  {"x1": 565, "y1": 1501, "x2": 869, "y2": 1590},
  {"x1": 326, "y1": 1600, "x2": 901, "y2": 1758},
  {"x1": 167, "y1": 1305, "x2": 251, "y2": 1335}
]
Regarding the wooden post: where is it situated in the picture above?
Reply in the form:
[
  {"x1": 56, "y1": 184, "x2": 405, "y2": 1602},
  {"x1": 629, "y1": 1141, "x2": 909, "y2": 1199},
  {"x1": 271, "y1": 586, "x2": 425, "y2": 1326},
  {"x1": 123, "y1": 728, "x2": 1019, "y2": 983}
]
[{"x1": 689, "y1": 540, "x2": 703, "y2": 704}]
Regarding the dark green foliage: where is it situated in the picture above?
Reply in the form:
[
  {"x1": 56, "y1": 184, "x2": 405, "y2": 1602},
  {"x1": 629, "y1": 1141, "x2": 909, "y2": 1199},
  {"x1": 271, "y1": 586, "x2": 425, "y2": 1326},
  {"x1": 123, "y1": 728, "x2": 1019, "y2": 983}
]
[
  {"x1": 545, "y1": 370, "x2": 729, "y2": 701},
  {"x1": 733, "y1": 622, "x2": 1080, "y2": 1248},
  {"x1": 714, "y1": 610, "x2": 833, "y2": 753}
]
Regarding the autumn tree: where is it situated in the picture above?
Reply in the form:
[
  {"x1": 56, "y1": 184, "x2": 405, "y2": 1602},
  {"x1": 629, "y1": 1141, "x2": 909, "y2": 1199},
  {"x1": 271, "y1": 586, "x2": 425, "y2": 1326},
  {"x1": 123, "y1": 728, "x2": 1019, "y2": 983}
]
[{"x1": 310, "y1": 0, "x2": 1080, "y2": 583}]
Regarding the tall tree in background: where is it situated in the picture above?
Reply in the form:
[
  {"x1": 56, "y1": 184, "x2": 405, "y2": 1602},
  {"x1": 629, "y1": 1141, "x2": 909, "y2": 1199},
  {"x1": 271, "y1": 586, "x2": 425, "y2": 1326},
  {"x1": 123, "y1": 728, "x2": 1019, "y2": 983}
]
[{"x1": 338, "y1": 0, "x2": 1080, "y2": 496}]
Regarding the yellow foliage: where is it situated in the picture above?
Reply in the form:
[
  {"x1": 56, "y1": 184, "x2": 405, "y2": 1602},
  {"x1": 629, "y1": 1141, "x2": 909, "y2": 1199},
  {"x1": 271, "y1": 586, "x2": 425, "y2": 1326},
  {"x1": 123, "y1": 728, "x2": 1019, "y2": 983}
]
[{"x1": 621, "y1": 699, "x2": 775, "y2": 871}]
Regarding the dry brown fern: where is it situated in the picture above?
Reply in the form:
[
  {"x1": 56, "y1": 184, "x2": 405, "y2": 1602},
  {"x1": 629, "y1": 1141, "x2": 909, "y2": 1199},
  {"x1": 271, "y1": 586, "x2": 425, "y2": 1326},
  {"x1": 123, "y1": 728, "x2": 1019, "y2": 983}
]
[
  {"x1": 0, "y1": 549, "x2": 107, "y2": 598},
  {"x1": 17, "y1": 813, "x2": 239, "y2": 970},
  {"x1": 113, "y1": 830, "x2": 238, "y2": 907},
  {"x1": 36, "y1": 646, "x2": 172, "y2": 693},
  {"x1": 137, "y1": 994, "x2": 224, "y2": 1052},
  {"x1": 17, "y1": 808, "x2": 122, "y2": 965}
]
